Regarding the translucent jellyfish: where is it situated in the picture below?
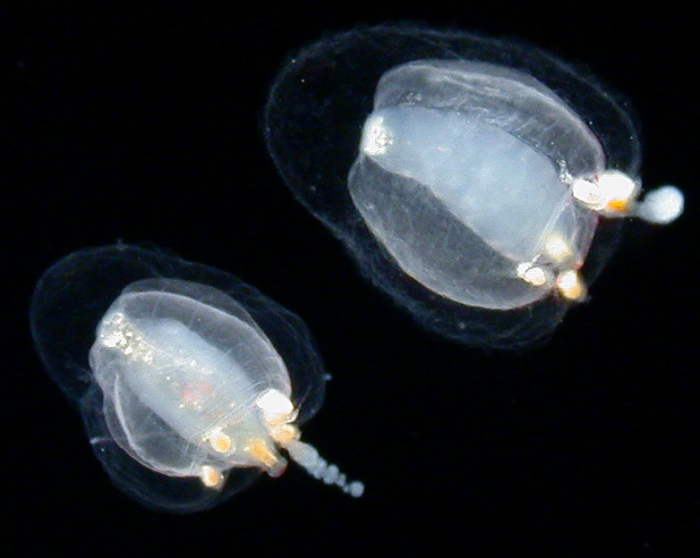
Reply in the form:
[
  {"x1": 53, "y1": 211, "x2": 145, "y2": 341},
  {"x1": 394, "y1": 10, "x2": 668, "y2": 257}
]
[
  {"x1": 30, "y1": 244, "x2": 363, "y2": 512},
  {"x1": 264, "y1": 24, "x2": 684, "y2": 349}
]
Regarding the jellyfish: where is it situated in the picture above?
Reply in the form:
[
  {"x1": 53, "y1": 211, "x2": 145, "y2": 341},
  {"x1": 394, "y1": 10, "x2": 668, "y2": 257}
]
[
  {"x1": 264, "y1": 24, "x2": 684, "y2": 349},
  {"x1": 30, "y1": 244, "x2": 363, "y2": 512}
]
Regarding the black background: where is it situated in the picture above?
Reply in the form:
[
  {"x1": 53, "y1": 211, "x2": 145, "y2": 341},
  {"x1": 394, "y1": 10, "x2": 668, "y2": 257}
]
[{"x1": 3, "y1": 2, "x2": 698, "y2": 556}]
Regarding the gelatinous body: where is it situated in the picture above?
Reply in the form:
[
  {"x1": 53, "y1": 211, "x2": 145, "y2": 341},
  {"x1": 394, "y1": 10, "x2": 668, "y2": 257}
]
[
  {"x1": 31, "y1": 245, "x2": 362, "y2": 512},
  {"x1": 264, "y1": 25, "x2": 683, "y2": 348}
]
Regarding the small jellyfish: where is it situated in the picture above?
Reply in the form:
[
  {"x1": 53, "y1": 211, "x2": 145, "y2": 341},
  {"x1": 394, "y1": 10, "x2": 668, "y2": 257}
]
[
  {"x1": 264, "y1": 24, "x2": 683, "y2": 349},
  {"x1": 30, "y1": 244, "x2": 363, "y2": 512}
]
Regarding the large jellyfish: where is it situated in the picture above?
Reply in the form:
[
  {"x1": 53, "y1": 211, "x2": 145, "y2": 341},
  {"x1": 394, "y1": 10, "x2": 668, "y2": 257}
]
[{"x1": 264, "y1": 24, "x2": 683, "y2": 349}]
